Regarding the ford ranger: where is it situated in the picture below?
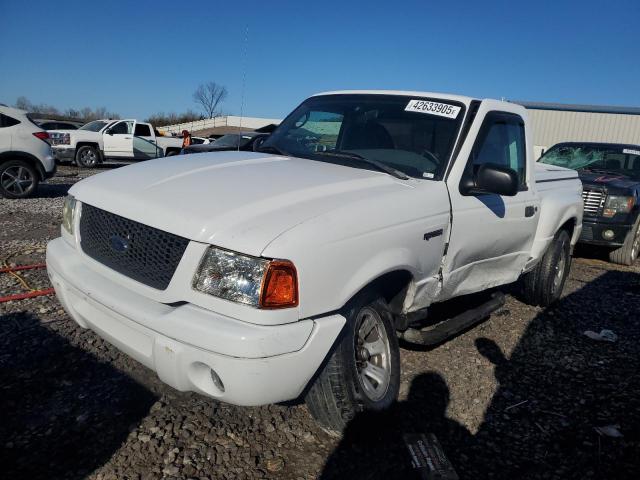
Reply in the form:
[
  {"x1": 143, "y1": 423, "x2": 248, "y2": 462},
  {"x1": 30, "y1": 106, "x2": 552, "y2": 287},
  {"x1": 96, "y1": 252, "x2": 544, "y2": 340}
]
[
  {"x1": 539, "y1": 142, "x2": 640, "y2": 265},
  {"x1": 46, "y1": 91, "x2": 583, "y2": 433},
  {"x1": 49, "y1": 119, "x2": 183, "y2": 167}
]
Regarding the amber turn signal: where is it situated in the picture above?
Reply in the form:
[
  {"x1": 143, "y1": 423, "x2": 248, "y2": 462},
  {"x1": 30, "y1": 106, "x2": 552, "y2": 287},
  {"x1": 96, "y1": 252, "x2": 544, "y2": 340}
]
[{"x1": 260, "y1": 260, "x2": 298, "y2": 309}]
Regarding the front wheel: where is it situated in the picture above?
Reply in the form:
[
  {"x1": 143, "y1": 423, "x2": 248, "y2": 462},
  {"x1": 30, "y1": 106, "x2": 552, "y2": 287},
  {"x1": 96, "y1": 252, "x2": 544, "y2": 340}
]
[
  {"x1": 305, "y1": 293, "x2": 400, "y2": 435},
  {"x1": 521, "y1": 229, "x2": 571, "y2": 307},
  {"x1": 0, "y1": 160, "x2": 39, "y2": 199},
  {"x1": 608, "y1": 218, "x2": 640, "y2": 266}
]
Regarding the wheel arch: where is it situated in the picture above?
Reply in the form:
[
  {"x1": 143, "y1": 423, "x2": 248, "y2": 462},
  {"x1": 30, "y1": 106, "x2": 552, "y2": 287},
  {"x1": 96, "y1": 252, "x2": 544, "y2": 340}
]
[
  {"x1": 342, "y1": 268, "x2": 414, "y2": 316},
  {"x1": 0, "y1": 151, "x2": 46, "y2": 180},
  {"x1": 164, "y1": 147, "x2": 181, "y2": 156}
]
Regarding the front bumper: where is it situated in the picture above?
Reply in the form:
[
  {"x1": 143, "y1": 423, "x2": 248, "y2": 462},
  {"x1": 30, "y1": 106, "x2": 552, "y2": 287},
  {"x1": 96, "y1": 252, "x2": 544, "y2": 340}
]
[
  {"x1": 579, "y1": 220, "x2": 633, "y2": 247},
  {"x1": 52, "y1": 146, "x2": 76, "y2": 162},
  {"x1": 46, "y1": 237, "x2": 345, "y2": 406}
]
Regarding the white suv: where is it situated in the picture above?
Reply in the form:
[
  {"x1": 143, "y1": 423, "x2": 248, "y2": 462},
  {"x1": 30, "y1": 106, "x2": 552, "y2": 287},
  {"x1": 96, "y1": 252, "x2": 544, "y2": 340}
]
[{"x1": 0, "y1": 105, "x2": 56, "y2": 198}]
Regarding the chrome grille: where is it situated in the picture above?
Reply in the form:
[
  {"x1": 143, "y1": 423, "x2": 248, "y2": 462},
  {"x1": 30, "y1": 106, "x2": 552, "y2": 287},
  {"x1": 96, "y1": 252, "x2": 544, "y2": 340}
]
[
  {"x1": 79, "y1": 204, "x2": 189, "y2": 290},
  {"x1": 581, "y1": 188, "x2": 604, "y2": 217}
]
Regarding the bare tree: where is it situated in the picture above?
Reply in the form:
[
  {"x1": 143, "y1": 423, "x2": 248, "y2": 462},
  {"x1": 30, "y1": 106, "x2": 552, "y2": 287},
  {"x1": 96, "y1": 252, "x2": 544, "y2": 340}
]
[{"x1": 193, "y1": 82, "x2": 228, "y2": 118}]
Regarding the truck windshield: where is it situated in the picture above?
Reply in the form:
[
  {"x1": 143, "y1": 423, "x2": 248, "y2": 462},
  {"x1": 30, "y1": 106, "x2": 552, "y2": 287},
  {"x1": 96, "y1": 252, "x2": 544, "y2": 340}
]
[
  {"x1": 540, "y1": 144, "x2": 640, "y2": 178},
  {"x1": 79, "y1": 120, "x2": 110, "y2": 132},
  {"x1": 261, "y1": 94, "x2": 465, "y2": 179}
]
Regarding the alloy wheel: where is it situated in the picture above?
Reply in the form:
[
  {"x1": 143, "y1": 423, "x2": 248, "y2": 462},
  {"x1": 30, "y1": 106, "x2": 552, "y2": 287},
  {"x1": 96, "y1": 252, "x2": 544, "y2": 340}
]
[
  {"x1": 354, "y1": 306, "x2": 392, "y2": 402},
  {"x1": 79, "y1": 149, "x2": 97, "y2": 167},
  {"x1": 1, "y1": 166, "x2": 34, "y2": 196}
]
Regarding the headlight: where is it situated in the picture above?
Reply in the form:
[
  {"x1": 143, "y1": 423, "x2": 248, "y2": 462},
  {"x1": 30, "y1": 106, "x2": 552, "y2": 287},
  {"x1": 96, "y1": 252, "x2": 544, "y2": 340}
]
[
  {"x1": 62, "y1": 195, "x2": 77, "y2": 234},
  {"x1": 603, "y1": 195, "x2": 634, "y2": 218},
  {"x1": 193, "y1": 247, "x2": 298, "y2": 309}
]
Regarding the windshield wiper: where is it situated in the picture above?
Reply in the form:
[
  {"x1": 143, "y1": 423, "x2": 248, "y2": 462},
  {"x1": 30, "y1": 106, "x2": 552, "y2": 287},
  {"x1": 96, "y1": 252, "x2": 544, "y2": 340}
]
[
  {"x1": 314, "y1": 150, "x2": 409, "y2": 180},
  {"x1": 256, "y1": 145, "x2": 289, "y2": 156}
]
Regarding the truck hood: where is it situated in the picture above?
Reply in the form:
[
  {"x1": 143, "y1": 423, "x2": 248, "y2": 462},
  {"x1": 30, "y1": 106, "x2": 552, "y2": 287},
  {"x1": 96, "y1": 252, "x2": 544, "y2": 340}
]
[
  {"x1": 578, "y1": 170, "x2": 640, "y2": 191},
  {"x1": 534, "y1": 162, "x2": 579, "y2": 182},
  {"x1": 70, "y1": 151, "x2": 413, "y2": 256}
]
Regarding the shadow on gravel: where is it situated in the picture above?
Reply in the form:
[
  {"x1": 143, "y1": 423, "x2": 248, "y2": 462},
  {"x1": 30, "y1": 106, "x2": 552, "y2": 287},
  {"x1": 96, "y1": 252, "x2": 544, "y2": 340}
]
[
  {"x1": 320, "y1": 372, "x2": 472, "y2": 479},
  {"x1": 35, "y1": 182, "x2": 73, "y2": 198},
  {"x1": 322, "y1": 270, "x2": 640, "y2": 480},
  {"x1": 0, "y1": 312, "x2": 157, "y2": 479}
]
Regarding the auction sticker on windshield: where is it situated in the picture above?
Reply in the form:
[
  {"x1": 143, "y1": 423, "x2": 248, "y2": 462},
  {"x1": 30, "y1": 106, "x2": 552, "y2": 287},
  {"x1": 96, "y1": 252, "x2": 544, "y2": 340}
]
[{"x1": 405, "y1": 99, "x2": 461, "y2": 119}]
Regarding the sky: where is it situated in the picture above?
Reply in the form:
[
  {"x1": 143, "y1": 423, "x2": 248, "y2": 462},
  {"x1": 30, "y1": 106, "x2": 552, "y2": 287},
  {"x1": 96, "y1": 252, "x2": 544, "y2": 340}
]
[{"x1": 1, "y1": 0, "x2": 639, "y2": 120}]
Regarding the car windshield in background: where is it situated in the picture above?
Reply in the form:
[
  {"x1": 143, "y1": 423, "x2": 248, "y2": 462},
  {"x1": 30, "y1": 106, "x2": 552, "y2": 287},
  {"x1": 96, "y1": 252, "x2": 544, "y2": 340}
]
[
  {"x1": 79, "y1": 120, "x2": 109, "y2": 132},
  {"x1": 262, "y1": 94, "x2": 465, "y2": 179},
  {"x1": 540, "y1": 144, "x2": 640, "y2": 177},
  {"x1": 212, "y1": 134, "x2": 253, "y2": 148}
]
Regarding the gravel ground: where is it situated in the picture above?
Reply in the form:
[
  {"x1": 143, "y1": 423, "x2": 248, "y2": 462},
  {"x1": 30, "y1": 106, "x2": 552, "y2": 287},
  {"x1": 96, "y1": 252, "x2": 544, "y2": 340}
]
[{"x1": 1, "y1": 164, "x2": 639, "y2": 479}]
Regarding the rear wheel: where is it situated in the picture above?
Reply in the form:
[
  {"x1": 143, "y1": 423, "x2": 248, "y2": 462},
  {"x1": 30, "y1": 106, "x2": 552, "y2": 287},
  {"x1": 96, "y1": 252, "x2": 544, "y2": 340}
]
[
  {"x1": 305, "y1": 292, "x2": 400, "y2": 435},
  {"x1": 0, "y1": 160, "x2": 39, "y2": 199},
  {"x1": 609, "y1": 218, "x2": 640, "y2": 266},
  {"x1": 165, "y1": 150, "x2": 179, "y2": 157},
  {"x1": 76, "y1": 146, "x2": 99, "y2": 168},
  {"x1": 521, "y1": 229, "x2": 571, "y2": 307}
]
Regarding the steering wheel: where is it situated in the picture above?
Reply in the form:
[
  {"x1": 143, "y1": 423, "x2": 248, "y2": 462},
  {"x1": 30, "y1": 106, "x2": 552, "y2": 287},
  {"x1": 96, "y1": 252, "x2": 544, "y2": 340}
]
[{"x1": 421, "y1": 149, "x2": 440, "y2": 166}]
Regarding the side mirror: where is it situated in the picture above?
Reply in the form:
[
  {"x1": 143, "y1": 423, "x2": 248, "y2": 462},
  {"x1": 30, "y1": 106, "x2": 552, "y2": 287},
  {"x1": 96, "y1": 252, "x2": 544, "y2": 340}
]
[
  {"x1": 460, "y1": 163, "x2": 519, "y2": 196},
  {"x1": 105, "y1": 129, "x2": 113, "y2": 135},
  {"x1": 252, "y1": 136, "x2": 267, "y2": 152}
]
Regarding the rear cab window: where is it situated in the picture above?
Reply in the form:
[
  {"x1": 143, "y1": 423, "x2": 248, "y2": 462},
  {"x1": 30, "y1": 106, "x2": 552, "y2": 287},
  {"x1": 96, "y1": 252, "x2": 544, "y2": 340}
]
[{"x1": 134, "y1": 123, "x2": 152, "y2": 136}]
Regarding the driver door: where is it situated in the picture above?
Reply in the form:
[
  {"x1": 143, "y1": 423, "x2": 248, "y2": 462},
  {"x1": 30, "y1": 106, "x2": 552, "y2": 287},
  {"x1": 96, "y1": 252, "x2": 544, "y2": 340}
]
[
  {"x1": 440, "y1": 106, "x2": 539, "y2": 299},
  {"x1": 103, "y1": 120, "x2": 134, "y2": 158}
]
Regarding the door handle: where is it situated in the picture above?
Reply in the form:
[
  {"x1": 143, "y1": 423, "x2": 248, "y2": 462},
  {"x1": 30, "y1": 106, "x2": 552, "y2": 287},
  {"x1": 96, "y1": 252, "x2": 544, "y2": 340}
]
[{"x1": 525, "y1": 206, "x2": 537, "y2": 217}]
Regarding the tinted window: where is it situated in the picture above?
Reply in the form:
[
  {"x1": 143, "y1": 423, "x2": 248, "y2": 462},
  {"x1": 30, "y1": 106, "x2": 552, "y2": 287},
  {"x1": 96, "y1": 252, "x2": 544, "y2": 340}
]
[
  {"x1": 470, "y1": 112, "x2": 526, "y2": 186},
  {"x1": 191, "y1": 137, "x2": 205, "y2": 144},
  {"x1": 80, "y1": 120, "x2": 110, "y2": 132},
  {"x1": 134, "y1": 123, "x2": 152, "y2": 136},
  {"x1": 0, "y1": 114, "x2": 21, "y2": 128},
  {"x1": 110, "y1": 121, "x2": 133, "y2": 135}
]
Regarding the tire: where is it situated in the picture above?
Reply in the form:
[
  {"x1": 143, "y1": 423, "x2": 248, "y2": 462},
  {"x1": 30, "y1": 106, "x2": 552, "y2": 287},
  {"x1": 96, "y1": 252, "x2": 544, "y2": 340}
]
[
  {"x1": 521, "y1": 229, "x2": 571, "y2": 307},
  {"x1": 608, "y1": 217, "x2": 640, "y2": 266},
  {"x1": 76, "y1": 145, "x2": 100, "y2": 168},
  {"x1": 0, "y1": 160, "x2": 39, "y2": 199},
  {"x1": 165, "y1": 150, "x2": 178, "y2": 157},
  {"x1": 305, "y1": 292, "x2": 400, "y2": 435}
]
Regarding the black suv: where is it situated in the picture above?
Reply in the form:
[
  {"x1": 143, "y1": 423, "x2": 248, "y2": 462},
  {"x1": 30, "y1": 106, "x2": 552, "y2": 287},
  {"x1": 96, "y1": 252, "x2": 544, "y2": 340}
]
[{"x1": 540, "y1": 142, "x2": 640, "y2": 265}]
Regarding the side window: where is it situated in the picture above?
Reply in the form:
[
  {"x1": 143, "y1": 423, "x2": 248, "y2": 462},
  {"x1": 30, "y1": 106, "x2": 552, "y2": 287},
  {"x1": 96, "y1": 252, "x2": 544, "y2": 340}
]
[
  {"x1": 470, "y1": 112, "x2": 526, "y2": 187},
  {"x1": 0, "y1": 114, "x2": 21, "y2": 128},
  {"x1": 134, "y1": 123, "x2": 151, "y2": 136},
  {"x1": 110, "y1": 121, "x2": 133, "y2": 135}
]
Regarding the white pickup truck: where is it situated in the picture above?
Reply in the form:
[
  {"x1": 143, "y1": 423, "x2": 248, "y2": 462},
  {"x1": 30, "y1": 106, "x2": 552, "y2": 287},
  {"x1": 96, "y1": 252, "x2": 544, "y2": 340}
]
[
  {"x1": 47, "y1": 90, "x2": 583, "y2": 433},
  {"x1": 49, "y1": 119, "x2": 183, "y2": 167}
]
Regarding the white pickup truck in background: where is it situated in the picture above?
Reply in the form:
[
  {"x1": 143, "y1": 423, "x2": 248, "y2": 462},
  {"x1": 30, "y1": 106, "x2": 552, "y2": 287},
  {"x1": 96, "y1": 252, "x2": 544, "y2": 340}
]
[
  {"x1": 49, "y1": 119, "x2": 183, "y2": 167},
  {"x1": 47, "y1": 90, "x2": 583, "y2": 434}
]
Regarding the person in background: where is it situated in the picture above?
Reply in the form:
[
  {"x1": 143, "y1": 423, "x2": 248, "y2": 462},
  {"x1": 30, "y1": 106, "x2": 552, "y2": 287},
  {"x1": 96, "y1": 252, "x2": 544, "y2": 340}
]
[{"x1": 181, "y1": 130, "x2": 192, "y2": 149}]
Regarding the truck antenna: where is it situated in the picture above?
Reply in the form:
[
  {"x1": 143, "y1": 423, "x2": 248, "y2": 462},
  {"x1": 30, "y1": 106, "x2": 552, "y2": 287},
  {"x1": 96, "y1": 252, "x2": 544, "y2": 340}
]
[{"x1": 238, "y1": 24, "x2": 249, "y2": 151}]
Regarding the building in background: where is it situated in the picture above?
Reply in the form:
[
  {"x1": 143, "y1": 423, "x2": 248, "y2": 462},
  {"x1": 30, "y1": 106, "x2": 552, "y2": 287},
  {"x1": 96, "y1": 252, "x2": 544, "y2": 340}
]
[
  {"x1": 514, "y1": 101, "x2": 640, "y2": 159},
  {"x1": 158, "y1": 115, "x2": 281, "y2": 138}
]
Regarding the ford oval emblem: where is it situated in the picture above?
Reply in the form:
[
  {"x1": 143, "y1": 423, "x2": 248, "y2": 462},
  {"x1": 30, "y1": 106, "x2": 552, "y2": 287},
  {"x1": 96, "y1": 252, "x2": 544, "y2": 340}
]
[{"x1": 109, "y1": 235, "x2": 130, "y2": 253}]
